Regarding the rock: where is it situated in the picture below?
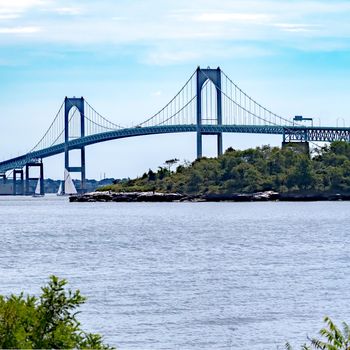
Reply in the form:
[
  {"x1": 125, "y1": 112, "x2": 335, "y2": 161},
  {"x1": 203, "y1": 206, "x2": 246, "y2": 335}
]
[
  {"x1": 69, "y1": 190, "x2": 350, "y2": 203},
  {"x1": 252, "y1": 191, "x2": 280, "y2": 201},
  {"x1": 69, "y1": 191, "x2": 186, "y2": 203}
]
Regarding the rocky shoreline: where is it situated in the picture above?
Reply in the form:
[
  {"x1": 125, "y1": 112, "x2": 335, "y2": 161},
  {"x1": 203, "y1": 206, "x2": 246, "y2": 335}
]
[{"x1": 69, "y1": 191, "x2": 350, "y2": 203}]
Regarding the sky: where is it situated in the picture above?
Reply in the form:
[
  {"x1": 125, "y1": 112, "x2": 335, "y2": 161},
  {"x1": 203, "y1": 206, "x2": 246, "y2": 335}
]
[{"x1": 1, "y1": 0, "x2": 350, "y2": 180}]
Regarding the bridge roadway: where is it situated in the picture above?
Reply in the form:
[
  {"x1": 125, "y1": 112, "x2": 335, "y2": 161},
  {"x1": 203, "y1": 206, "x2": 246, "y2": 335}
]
[{"x1": 1, "y1": 124, "x2": 350, "y2": 173}]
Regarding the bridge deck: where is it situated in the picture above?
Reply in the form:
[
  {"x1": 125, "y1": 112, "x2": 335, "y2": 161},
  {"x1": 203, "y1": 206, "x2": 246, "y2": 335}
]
[{"x1": 1, "y1": 124, "x2": 350, "y2": 173}]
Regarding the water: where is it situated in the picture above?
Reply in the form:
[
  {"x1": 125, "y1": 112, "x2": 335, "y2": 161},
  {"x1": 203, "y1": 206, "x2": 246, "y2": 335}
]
[{"x1": 0, "y1": 196, "x2": 349, "y2": 349}]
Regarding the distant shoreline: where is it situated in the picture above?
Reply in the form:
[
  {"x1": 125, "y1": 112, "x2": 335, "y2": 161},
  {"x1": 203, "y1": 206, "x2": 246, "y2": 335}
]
[{"x1": 69, "y1": 191, "x2": 350, "y2": 203}]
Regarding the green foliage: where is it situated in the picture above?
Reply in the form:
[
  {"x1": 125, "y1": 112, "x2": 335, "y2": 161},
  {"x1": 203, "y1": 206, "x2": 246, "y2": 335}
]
[
  {"x1": 0, "y1": 276, "x2": 114, "y2": 349},
  {"x1": 98, "y1": 142, "x2": 350, "y2": 195},
  {"x1": 287, "y1": 317, "x2": 350, "y2": 349}
]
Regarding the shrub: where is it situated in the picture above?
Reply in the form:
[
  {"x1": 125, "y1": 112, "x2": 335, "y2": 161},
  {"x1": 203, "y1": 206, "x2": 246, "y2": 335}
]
[
  {"x1": 0, "y1": 276, "x2": 114, "y2": 349},
  {"x1": 286, "y1": 316, "x2": 350, "y2": 349}
]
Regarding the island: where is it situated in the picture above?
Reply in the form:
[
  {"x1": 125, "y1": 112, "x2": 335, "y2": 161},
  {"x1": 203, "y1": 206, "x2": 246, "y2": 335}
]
[{"x1": 70, "y1": 141, "x2": 350, "y2": 202}]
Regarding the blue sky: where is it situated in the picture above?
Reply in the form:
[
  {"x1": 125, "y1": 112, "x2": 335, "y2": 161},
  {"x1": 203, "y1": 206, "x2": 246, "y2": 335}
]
[{"x1": 1, "y1": 0, "x2": 350, "y2": 179}]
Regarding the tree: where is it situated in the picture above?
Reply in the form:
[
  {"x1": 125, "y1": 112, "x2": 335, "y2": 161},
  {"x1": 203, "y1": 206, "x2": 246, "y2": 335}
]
[
  {"x1": 147, "y1": 169, "x2": 156, "y2": 181},
  {"x1": 225, "y1": 146, "x2": 235, "y2": 153},
  {"x1": 330, "y1": 141, "x2": 350, "y2": 157},
  {"x1": 164, "y1": 158, "x2": 179, "y2": 172},
  {"x1": 97, "y1": 141, "x2": 350, "y2": 195},
  {"x1": 0, "y1": 276, "x2": 114, "y2": 349},
  {"x1": 286, "y1": 317, "x2": 350, "y2": 350},
  {"x1": 157, "y1": 167, "x2": 170, "y2": 180},
  {"x1": 286, "y1": 156, "x2": 316, "y2": 191},
  {"x1": 186, "y1": 171, "x2": 203, "y2": 193}
]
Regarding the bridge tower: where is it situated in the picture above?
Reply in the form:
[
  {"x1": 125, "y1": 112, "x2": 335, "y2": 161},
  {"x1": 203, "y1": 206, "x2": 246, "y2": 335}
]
[
  {"x1": 196, "y1": 67, "x2": 223, "y2": 158},
  {"x1": 25, "y1": 161, "x2": 44, "y2": 195},
  {"x1": 13, "y1": 169, "x2": 24, "y2": 196},
  {"x1": 64, "y1": 97, "x2": 86, "y2": 193}
]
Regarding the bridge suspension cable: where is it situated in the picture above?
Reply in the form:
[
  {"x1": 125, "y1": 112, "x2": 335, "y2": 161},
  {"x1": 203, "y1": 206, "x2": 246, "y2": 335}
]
[
  {"x1": 64, "y1": 99, "x2": 124, "y2": 139},
  {"x1": 136, "y1": 68, "x2": 296, "y2": 129},
  {"x1": 12, "y1": 67, "x2": 312, "y2": 163},
  {"x1": 138, "y1": 70, "x2": 198, "y2": 127},
  {"x1": 205, "y1": 70, "x2": 324, "y2": 148},
  {"x1": 83, "y1": 99, "x2": 124, "y2": 134},
  {"x1": 30, "y1": 100, "x2": 65, "y2": 153},
  {"x1": 29, "y1": 98, "x2": 124, "y2": 154},
  {"x1": 220, "y1": 70, "x2": 294, "y2": 127},
  {"x1": 29, "y1": 68, "x2": 299, "y2": 157},
  {"x1": 202, "y1": 70, "x2": 324, "y2": 148}
]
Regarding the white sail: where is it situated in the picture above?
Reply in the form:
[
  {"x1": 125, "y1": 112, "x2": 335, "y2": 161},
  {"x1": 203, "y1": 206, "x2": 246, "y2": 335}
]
[
  {"x1": 34, "y1": 179, "x2": 41, "y2": 195},
  {"x1": 57, "y1": 182, "x2": 63, "y2": 196},
  {"x1": 64, "y1": 169, "x2": 77, "y2": 195}
]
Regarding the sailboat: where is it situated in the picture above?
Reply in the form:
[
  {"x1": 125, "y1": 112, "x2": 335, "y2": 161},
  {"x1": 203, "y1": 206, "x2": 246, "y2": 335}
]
[
  {"x1": 56, "y1": 182, "x2": 63, "y2": 196},
  {"x1": 61, "y1": 169, "x2": 78, "y2": 196},
  {"x1": 32, "y1": 179, "x2": 44, "y2": 197}
]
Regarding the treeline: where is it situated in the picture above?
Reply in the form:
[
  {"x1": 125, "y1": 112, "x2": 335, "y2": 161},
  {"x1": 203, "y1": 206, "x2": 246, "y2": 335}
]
[{"x1": 100, "y1": 141, "x2": 350, "y2": 194}]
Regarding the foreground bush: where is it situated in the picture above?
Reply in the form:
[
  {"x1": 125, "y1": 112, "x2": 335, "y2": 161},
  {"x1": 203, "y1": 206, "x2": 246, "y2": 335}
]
[
  {"x1": 0, "y1": 276, "x2": 113, "y2": 349},
  {"x1": 287, "y1": 317, "x2": 350, "y2": 349}
]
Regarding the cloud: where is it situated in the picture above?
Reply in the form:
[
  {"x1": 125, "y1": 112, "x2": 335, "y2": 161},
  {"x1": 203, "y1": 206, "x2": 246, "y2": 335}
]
[
  {"x1": 194, "y1": 13, "x2": 272, "y2": 23},
  {"x1": 0, "y1": 14, "x2": 21, "y2": 20},
  {"x1": 111, "y1": 16, "x2": 128, "y2": 21},
  {"x1": 143, "y1": 42, "x2": 273, "y2": 66},
  {"x1": 0, "y1": 26, "x2": 41, "y2": 34},
  {"x1": 274, "y1": 23, "x2": 321, "y2": 33},
  {"x1": 0, "y1": 0, "x2": 350, "y2": 64},
  {"x1": 51, "y1": 7, "x2": 82, "y2": 16},
  {"x1": 145, "y1": 50, "x2": 201, "y2": 65},
  {"x1": 0, "y1": 0, "x2": 46, "y2": 16}
]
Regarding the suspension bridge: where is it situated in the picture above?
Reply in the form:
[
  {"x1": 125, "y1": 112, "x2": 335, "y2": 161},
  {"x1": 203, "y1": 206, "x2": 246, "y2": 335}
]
[{"x1": 1, "y1": 66, "x2": 350, "y2": 195}]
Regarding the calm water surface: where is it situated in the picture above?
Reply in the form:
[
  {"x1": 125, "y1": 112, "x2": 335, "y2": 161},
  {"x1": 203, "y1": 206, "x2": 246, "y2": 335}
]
[{"x1": 0, "y1": 196, "x2": 349, "y2": 349}]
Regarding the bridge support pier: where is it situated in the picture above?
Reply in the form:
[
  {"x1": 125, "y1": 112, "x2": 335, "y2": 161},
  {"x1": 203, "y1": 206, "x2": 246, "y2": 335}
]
[
  {"x1": 64, "y1": 97, "x2": 86, "y2": 194},
  {"x1": 282, "y1": 128, "x2": 310, "y2": 155},
  {"x1": 196, "y1": 133, "x2": 202, "y2": 159},
  {"x1": 196, "y1": 66, "x2": 223, "y2": 159},
  {"x1": 13, "y1": 169, "x2": 24, "y2": 196},
  {"x1": 197, "y1": 133, "x2": 223, "y2": 159},
  {"x1": 0, "y1": 173, "x2": 6, "y2": 184},
  {"x1": 282, "y1": 141, "x2": 310, "y2": 155},
  {"x1": 217, "y1": 133, "x2": 223, "y2": 157},
  {"x1": 64, "y1": 148, "x2": 86, "y2": 193},
  {"x1": 25, "y1": 162, "x2": 44, "y2": 195}
]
